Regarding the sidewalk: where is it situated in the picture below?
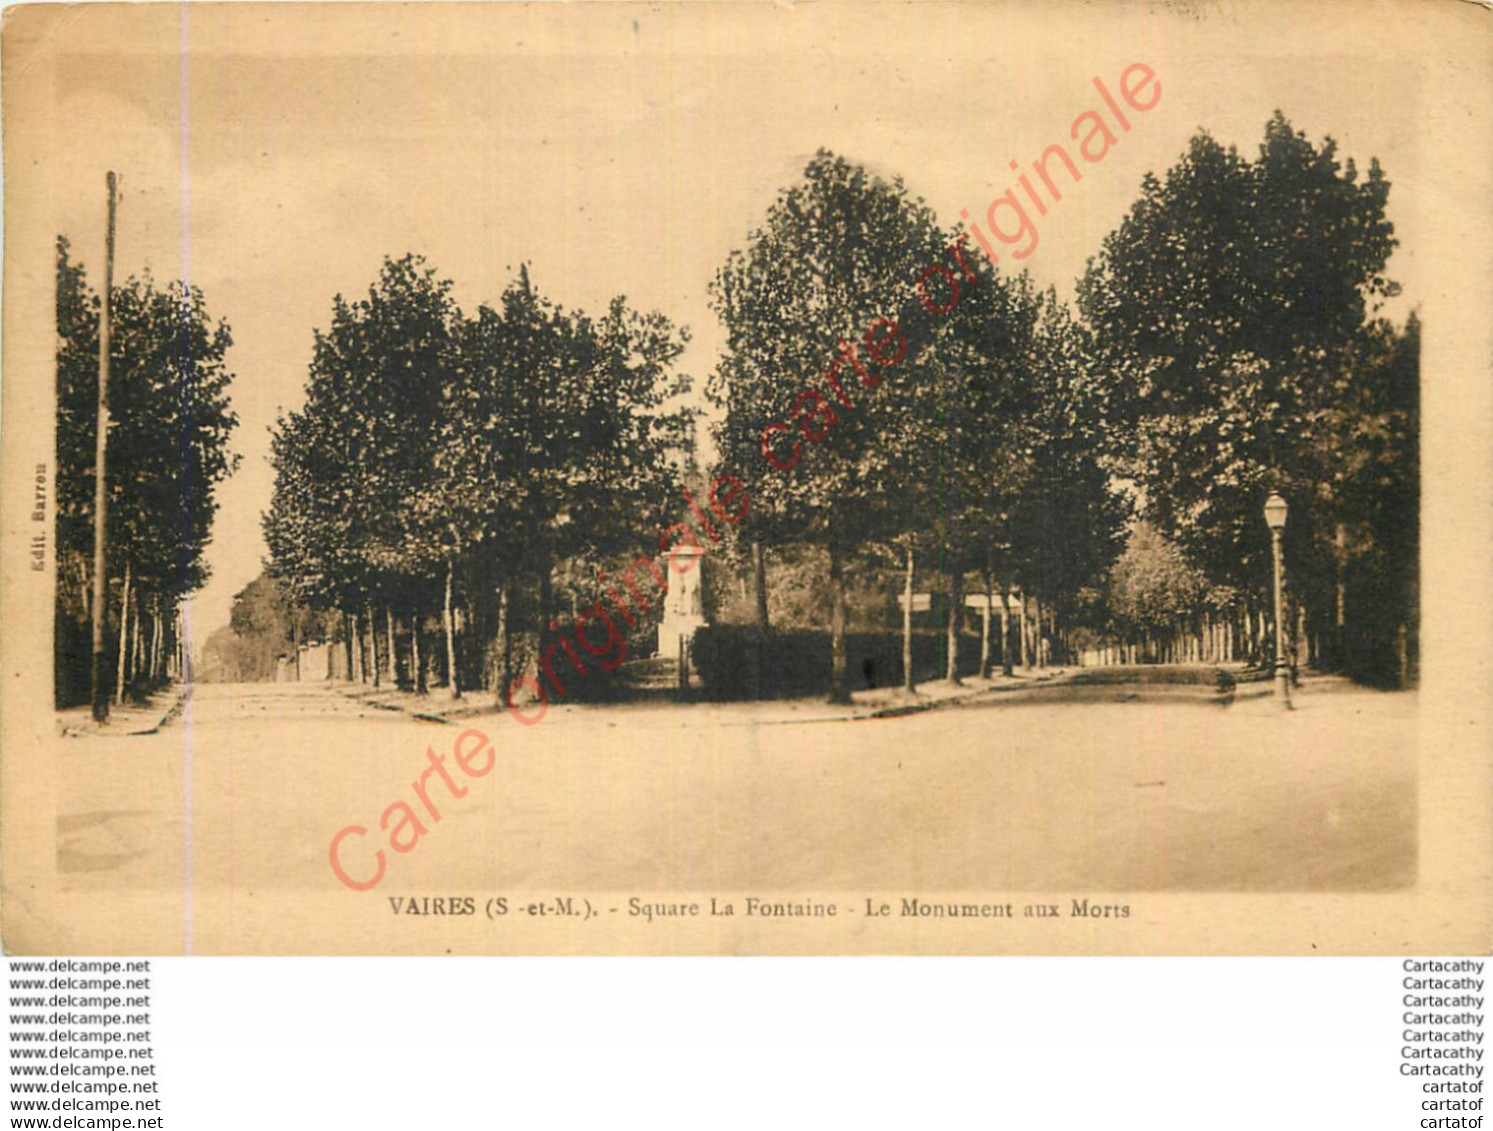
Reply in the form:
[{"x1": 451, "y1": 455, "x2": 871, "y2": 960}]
[
  {"x1": 327, "y1": 682, "x2": 487, "y2": 723},
  {"x1": 57, "y1": 683, "x2": 190, "y2": 738},
  {"x1": 325, "y1": 667, "x2": 1083, "y2": 727}
]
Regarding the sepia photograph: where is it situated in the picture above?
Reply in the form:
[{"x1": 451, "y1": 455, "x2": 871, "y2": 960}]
[{"x1": 2, "y1": 0, "x2": 1489, "y2": 955}]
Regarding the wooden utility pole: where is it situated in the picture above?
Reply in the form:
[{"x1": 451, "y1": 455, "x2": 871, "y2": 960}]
[{"x1": 89, "y1": 172, "x2": 118, "y2": 723}]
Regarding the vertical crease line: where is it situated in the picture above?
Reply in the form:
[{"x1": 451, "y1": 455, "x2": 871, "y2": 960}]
[{"x1": 179, "y1": 2, "x2": 194, "y2": 957}]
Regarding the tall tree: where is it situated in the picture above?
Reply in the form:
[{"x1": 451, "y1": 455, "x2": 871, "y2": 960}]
[
  {"x1": 1005, "y1": 292, "x2": 1129, "y2": 662},
  {"x1": 709, "y1": 150, "x2": 948, "y2": 702},
  {"x1": 268, "y1": 256, "x2": 691, "y2": 701},
  {"x1": 55, "y1": 238, "x2": 239, "y2": 707},
  {"x1": 266, "y1": 255, "x2": 457, "y2": 688},
  {"x1": 1078, "y1": 113, "x2": 1403, "y2": 669},
  {"x1": 1317, "y1": 313, "x2": 1419, "y2": 683},
  {"x1": 909, "y1": 260, "x2": 1044, "y2": 682}
]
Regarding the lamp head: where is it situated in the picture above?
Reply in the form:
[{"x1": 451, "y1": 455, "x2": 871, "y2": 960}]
[{"x1": 1263, "y1": 491, "x2": 1288, "y2": 532}]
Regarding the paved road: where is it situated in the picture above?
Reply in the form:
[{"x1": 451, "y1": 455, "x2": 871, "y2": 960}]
[{"x1": 55, "y1": 679, "x2": 1416, "y2": 900}]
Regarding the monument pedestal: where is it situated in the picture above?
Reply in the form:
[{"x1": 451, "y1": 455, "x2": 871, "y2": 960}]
[{"x1": 657, "y1": 543, "x2": 707, "y2": 662}]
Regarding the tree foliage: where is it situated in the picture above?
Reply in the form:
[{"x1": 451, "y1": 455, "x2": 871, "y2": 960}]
[
  {"x1": 265, "y1": 254, "x2": 691, "y2": 696},
  {"x1": 710, "y1": 151, "x2": 1126, "y2": 693},
  {"x1": 1079, "y1": 112, "x2": 1415, "y2": 680},
  {"x1": 55, "y1": 237, "x2": 239, "y2": 707},
  {"x1": 1079, "y1": 114, "x2": 1398, "y2": 578},
  {"x1": 708, "y1": 151, "x2": 954, "y2": 699}
]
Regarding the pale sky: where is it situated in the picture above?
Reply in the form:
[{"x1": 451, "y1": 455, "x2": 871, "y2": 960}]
[{"x1": 9, "y1": 2, "x2": 1433, "y2": 642}]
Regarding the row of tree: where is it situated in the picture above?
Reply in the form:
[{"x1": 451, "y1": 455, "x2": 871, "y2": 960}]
[
  {"x1": 1078, "y1": 114, "x2": 1417, "y2": 684},
  {"x1": 707, "y1": 113, "x2": 1416, "y2": 696},
  {"x1": 263, "y1": 110, "x2": 1418, "y2": 702},
  {"x1": 198, "y1": 574, "x2": 333, "y2": 684},
  {"x1": 55, "y1": 237, "x2": 239, "y2": 709},
  {"x1": 707, "y1": 151, "x2": 1125, "y2": 701},
  {"x1": 262, "y1": 258, "x2": 692, "y2": 701}
]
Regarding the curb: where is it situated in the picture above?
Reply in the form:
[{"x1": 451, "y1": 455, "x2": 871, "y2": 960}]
[
  {"x1": 329, "y1": 683, "x2": 475, "y2": 725},
  {"x1": 862, "y1": 674, "x2": 1074, "y2": 719},
  {"x1": 331, "y1": 673, "x2": 1082, "y2": 727},
  {"x1": 58, "y1": 681, "x2": 191, "y2": 738},
  {"x1": 326, "y1": 665, "x2": 1255, "y2": 729},
  {"x1": 153, "y1": 682, "x2": 192, "y2": 733}
]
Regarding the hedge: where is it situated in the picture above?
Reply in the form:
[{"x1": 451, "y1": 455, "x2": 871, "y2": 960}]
[{"x1": 690, "y1": 625, "x2": 985, "y2": 700}]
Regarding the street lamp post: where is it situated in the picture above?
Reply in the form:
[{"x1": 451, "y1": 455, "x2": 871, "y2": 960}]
[{"x1": 1263, "y1": 491, "x2": 1291, "y2": 708}]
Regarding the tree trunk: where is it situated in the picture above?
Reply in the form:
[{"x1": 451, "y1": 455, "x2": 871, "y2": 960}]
[
  {"x1": 291, "y1": 614, "x2": 301, "y2": 682},
  {"x1": 130, "y1": 602, "x2": 141, "y2": 692},
  {"x1": 902, "y1": 543, "x2": 915, "y2": 693},
  {"x1": 980, "y1": 555, "x2": 994, "y2": 680},
  {"x1": 1032, "y1": 594, "x2": 1045, "y2": 669},
  {"x1": 751, "y1": 539, "x2": 770, "y2": 628},
  {"x1": 163, "y1": 604, "x2": 174, "y2": 680},
  {"x1": 343, "y1": 612, "x2": 355, "y2": 682},
  {"x1": 160, "y1": 602, "x2": 171, "y2": 683},
  {"x1": 114, "y1": 560, "x2": 132, "y2": 706},
  {"x1": 149, "y1": 600, "x2": 162, "y2": 684},
  {"x1": 538, "y1": 564, "x2": 554, "y2": 678},
  {"x1": 444, "y1": 560, "x2": 461, "y2": 699},
  {"x1": 411, "y1": 611, "x2": 426, "y2": 694},
  {"x1": 1295, "y1": 599, "x2": 1309, "y2": 678},
  {"x1": 998, "y1": 586, "x2": 1013, "y2": 677},
  {"x1": 492, "y1": 583, "x2": 509, "y2": 704},
  {"x1": 1017, "y1": 593, "x2": 1030, "y2": 670},
  {"x1": 1334, "y1": 521, "x2": 1347, "y2": 671},
  {"x1": 366, "y1": 601, "x2": 380, "y2": 688},
  {"x1": 945, "y1": 564, "x2": 962, "y2": 685},
  {"x1": 827, "y1": 544, "x2": 850, "y2": 705},
  {"x1": 1396, "y1": 622, "x2": 1409, "y2": 690},
  {"x1": 132, "y1": 602, "x2": 144, "y2": 692},
  {"x1": 129, "y1": 594, "x2": 144, "y2": 694},
  {"x1": 352, "y1": 611, "x2": 364, "y2": 683},
  {"x1": 385, "y1": 607, "x2": 398, "y2": 689}
]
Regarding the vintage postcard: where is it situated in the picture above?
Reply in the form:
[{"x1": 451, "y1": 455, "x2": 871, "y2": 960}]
[{"x1": 2, "y1": 0, "x2": 1489, "y2": 955}]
